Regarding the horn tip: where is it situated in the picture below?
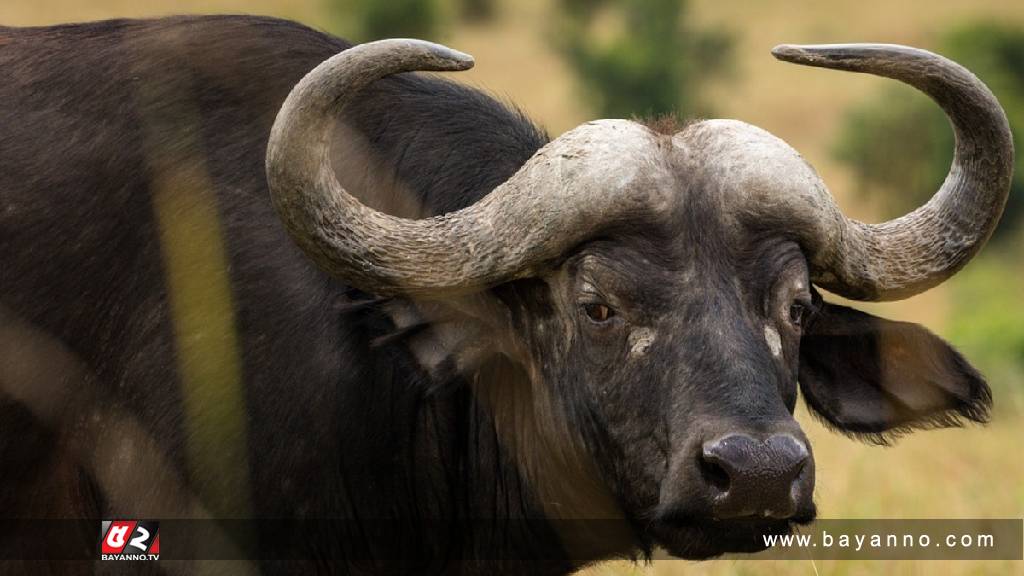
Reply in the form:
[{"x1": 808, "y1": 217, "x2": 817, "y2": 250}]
[
  {"x1": 437, "y1": 45, "x2": 475, "y2": 69},
  {"x1": 420, "y1": 40, "x2": 475, "y2": 71},
  {"x1": 453, "y1": 53, "x2": 475, "y2": 70},
  {"x1": 771, "y1": 44, "x2": 810, "y2": 63},
  {"x1": 383, "y1": 38, "x2": 475, "y2": 71},
  {"x1": 436, "y1": 45, "x2": 475, "y2": 71}
]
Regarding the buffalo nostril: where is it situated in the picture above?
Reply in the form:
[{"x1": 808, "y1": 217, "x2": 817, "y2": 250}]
[
  {"x1": 700, "y1": 433, "x2": 811, "y2": 519},
  {"x1": 698, "y1": 451, "x2": 731, "y2": 494}
]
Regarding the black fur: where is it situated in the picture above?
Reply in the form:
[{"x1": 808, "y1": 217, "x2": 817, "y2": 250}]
[{"x1": 0, "y1": 15, "x2": 562, "y2": 574}]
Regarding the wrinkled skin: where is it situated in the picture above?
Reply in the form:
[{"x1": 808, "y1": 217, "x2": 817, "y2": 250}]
[{"x1": 498, "y1": 232, "x2": 818, "y2": 558}]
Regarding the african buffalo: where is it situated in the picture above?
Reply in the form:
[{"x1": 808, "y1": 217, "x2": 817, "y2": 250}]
[{"x1": 0, "y1": 15, "x2": 1012, "y2": 575}]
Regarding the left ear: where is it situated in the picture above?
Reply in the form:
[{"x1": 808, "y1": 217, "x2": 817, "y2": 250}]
[{"x1": 798, "y1": 300, "x2": 991, "y2": 442}]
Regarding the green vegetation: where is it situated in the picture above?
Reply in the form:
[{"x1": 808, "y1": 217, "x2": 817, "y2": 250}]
[
  {"x1": 328, "y1": 0, "x2": 442, "y2": 42},
  {"x1": 326, "y1": 0, "x2": 496, "y2": 43},
  {"x1": 946, "y1": 243, "x2": 1024, "y2": 413},
  {"x1": 459, "y1": 0, "x2": 495, "y2": 22},
  {"x1": 834, "y1": 21, "x2": 1024, "y2": 241},
  {"x1": 554, "y1": 0, "x2": 733, "y2": 119}
]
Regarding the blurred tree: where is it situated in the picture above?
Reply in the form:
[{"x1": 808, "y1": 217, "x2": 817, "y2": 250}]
[
  {"x1": 947, "y1": 242, "x2": 1024, "y2": 409},
  {"x1": 328, "y1": 0, "x2": 442, "y2": 42},
  {"x1": 459, "y1": 0, "x2": 496, "y2": 23},
  {"x1": 554, "y1": 0, "x2": 733, "y2": 120},
  {"x1": 834, "y1": 22, "x2": 1024, "y2": 241}
]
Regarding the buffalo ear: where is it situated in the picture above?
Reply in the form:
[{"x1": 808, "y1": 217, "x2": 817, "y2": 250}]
[{"x1": 797, "y1": 301, "x2": 991, "y2": 443}]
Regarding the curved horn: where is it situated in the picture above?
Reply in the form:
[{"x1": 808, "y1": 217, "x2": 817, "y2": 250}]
[
  {"x1": 772, "y1": 44, "x2": 1013, "y2": 301},
  {"x1": 267, "y1": 39, "x2": 666, "y2": 298}
]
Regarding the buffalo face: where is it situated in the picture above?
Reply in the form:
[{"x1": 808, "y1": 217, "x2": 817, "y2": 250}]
[{"x1": 503, "y1": 227, "x2": 820, "y2": 558}]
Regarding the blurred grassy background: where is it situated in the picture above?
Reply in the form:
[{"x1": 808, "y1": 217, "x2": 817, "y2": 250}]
[{"x1": 3, "y1": 1, "x2": 1022, "y2": 574}]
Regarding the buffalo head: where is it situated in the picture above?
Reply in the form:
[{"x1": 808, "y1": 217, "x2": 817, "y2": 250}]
[{"x1": 264, "y1": 40, "x2": 1011, "y2": 559}]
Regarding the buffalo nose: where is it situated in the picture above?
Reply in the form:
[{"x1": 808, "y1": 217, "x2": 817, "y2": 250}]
[{"x1": 700, "y1": 433, "x2": 810, "y2": 519}]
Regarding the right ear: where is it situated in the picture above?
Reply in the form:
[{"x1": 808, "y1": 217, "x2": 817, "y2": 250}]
[{"x1": 797, "y1": 300, "x2": 991, "y2": 442}]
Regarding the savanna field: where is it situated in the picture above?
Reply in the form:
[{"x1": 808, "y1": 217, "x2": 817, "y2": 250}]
[{"x1": 3, "y1": 0, "x2": 1022, "y2": 574}]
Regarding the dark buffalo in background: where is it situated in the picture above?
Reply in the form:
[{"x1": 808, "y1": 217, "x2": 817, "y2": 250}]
[{"x1": 0, "y1": 15, "x2": 1013, "y2": 575}]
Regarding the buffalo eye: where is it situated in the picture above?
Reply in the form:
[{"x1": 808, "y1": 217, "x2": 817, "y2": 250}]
[
  {"x1": 788, "y1": 301, "x2": 809, "y2": 328},
  {"x1": 583, "y1": 303, "x2": 615, "y2": 323}
]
